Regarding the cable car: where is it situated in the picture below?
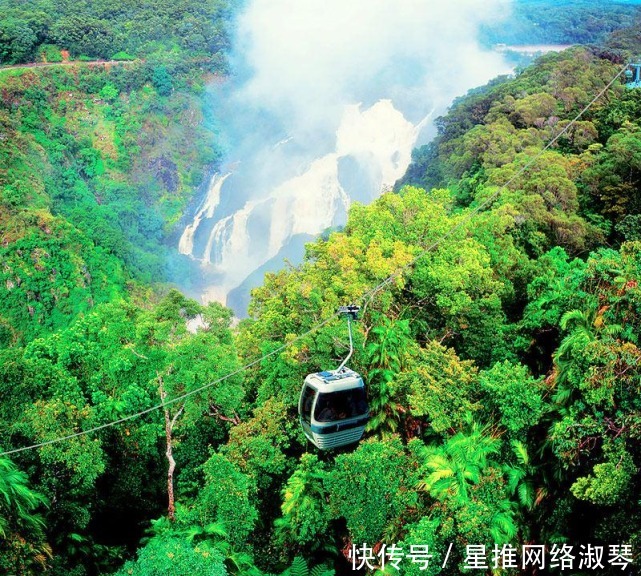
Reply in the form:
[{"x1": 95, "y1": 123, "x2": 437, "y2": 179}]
[
  {"x1": 626, "y1": 62, "x2": 641, "y2": 89},
  {"x1": 298, "y1": 306, "x2": 369, "y2": 450}
]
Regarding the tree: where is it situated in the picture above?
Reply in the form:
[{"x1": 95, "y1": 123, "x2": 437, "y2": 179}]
[
  {"x1": 540, "y1": 244, "x2": 641, "y2": 547},
  {"x1": 184, "y1": 520, "x2": 261, "y2": 576},
  {"x1": 0, "y1": 19, "x2": 37, "y2": 64},
  {"x1": 397, "y1": 342, "x2": 480, "y2": 435},
  {"x1": 114, "y1": 532, "x2": 227, "y2": 576},
  {"x1": 415, "y1": 422, "x2": 501, "y2": 504},
  {"x1": 398, "y1": 517, "x2": 445, "y2": 576},
  {"x1": 412, "y1": 422, "x2": 521, "y2": 553},
  {"x1": 478, "y1": 361, "x2": 544, "y2": 437},
  {"x1": 225, "y1": 399, "x2": 297, "y2": 474},
  {"x1": 50, "y1": 16, "x2": 114, "y2": 58},
  {"x1": 152, "y1": 65, "x2": 173, "y2": 96},
  {"x1": 553, "y1": 305, "x2": 600, "y2": 402},
  {"x1": 274, "y1": 454, "x2": 331, "y2": 550},
  {"x1": 135, "y1": 291, "x2": 244, "y2": 522},
  {"x1": 365, "y1": 317, "x2": 413, "y2": 437},
  {"x1": 326, "y1": 437, "x2": 412, "y2": 544},
  {"x1": 99, "y1": 82, "x2": 119, "y2": 103},
  {"x1": 193, "y1": 453, "x2": 258, "y2": 550},
  {"x1": 0, "y1": 457, "x2": 51, "y2": 575},
  {"x1": 510, "y1": 92, "x2": 558, "y2": 128}
]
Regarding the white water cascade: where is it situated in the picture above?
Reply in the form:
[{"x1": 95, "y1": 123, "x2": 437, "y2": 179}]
[
  {"x1": 179, "y1": 99, "x2": 428, "y2": 311},
  {"x1": 178, "y1": 172, "x2": 230, "y2": 257}
]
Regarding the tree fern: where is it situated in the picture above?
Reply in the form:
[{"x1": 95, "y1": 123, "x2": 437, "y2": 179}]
[
  {"x1": 365, "y1": 318, "x2": 412, "y2": 436},
  {"x1": 280, "y1": 557, "x2": 334, "y2": 576},
  {"x1": 416, "y1": 419, "x2": 500, "y2": 503},
  {"x1": 310, "y1": 565, "x2": 334, "y2": 576},
  {"x1": 283, "y1": 556, "x2": 309, "y2": 576},
  {"x1": 274, "y1": 454, "x2": 330, "y2": 548},
  {"x1": 0, "y1": 457, "x2": 48, "y2": 538},
  {"x1": 489, "y1": 501, "x2": 518, "y2": 544}
]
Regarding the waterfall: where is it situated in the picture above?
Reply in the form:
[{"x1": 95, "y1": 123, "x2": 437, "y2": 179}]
[
  {"x1": 178, "y1": 172, "x2": 230, "y2": 258},
  {"x1": 178, "y1": 99, "x2": 426, "y2": 311}
]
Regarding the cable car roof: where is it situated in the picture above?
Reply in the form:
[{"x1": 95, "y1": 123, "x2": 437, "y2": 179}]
[{"x1": 304, "y1": 368, "x2": 364, "y2": 392}]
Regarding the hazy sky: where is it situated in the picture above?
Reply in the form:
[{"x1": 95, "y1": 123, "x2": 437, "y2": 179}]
[{"x1": 233, "y1": 0, "x2": 512, "y2": 139}]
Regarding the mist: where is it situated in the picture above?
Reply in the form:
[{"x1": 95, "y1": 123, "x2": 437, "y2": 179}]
[{"x1": 179, "y1": 0, "x2": 514, "y2": 315}]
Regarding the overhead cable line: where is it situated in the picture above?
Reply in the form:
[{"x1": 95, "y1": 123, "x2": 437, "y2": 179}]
[
  {"x1": 0, "y1": 61, "x2": 629, "y2": 458},
  {"x1": 359, "y1": 61, "x2": 630, "y2": 303}
]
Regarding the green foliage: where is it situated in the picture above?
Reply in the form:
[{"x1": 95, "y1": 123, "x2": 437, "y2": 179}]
[
  {"x1": 580, "y1": 122, "x2": 641, "y2": 236},
  {"x1": 571, "y1": 444, "x2": 635, "y2": 506},
  {"x1": 152, "y1": 65, "x2": 173, "y2": 97},
  {"x1": 0, "y1": 18, "x2": 38, "y2": 64},
  {"x1": 274, "y1": 454, "x2": 330, "y2": 548},
  {"x1": 115, "y1": 533, "x2": 227, "y2": 576},
  {"x1": 194, "y1": 454, "x2": 258, "y2": 549},
  {"x1": 414, "y1": 422, "x2": 501, "y2": 504},
  {"x1": 397, "y1": 517, "x2": 444, "y2": 576},
  {"x1": 0, "y1": 289, "x2": 243, "y2": 573},
  {"x1": 222, "y1": 399, "x2": 299, "y2": 491},
  {"x1": 0, "y1": 457, "x2": 47, "y2": 537},
  {"x1": 0, "y1": 214, "x2": 126, "y2": 345},
  {"x1": 478, "y1": 361, "x2": 544, "y2": 435},
  {"x1": 326, "y1": 437, "x2": 412, "y2": 544},
  {"x1": 399, "y1": 342, "x2": 480, "y2": 435},
  {"x1": 38, "y1": 44, "x2": 63, "y2": 62},
  {"x1": 504, "y1": 440, "x2": 537, "y2": 512},
  {"x1": 112, "y1": 51, "x2": 135, "y2": 61},
  {"x1": 0, "y1": 457, "x2": 50, "y2": 574},
  {"x1": 403, "y1": 47, "x2": 621, "y2": 258},
  {"x1": 0, "y1": 62, "x2": 221, "y2": 345},
  {"x1": 99, "y1": 82, "x2": 119, "y2": 102},
  {"x1": 3, "y1": 9, "x2": 641, "y2": 575},
  {"x1": 280, "y1": 556, "x2": 333, "y2": 576},
  {"x1": 50, "y1": 16, "x2": 114, "y2": 59},
  {"x1": 365, "y1": 317, "x2": 413, "y2": 436},
  {"x1": 0, "y1": 0, "x2": 233, "y2": 66},
  {"x1": 411, "y1": 422, "x2": 523, "y2": 556},
  {"x1": 482, "y1": 0, "x2": 641, "y2": 46}
]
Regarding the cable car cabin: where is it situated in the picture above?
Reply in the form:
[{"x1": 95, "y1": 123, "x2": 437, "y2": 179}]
[{"x1": 298, "y1": 368, "x2": 369, "y2": 450}]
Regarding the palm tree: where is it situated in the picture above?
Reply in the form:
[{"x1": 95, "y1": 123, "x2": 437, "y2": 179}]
[
  {"x1": 415, "y1": 421, "x2": 519, "y2": 545},
  {"x1": 416, "y1": 421, "x2": 500, "y2": 502},
  {"x1": 0, "y1": 457, "x2": 48, "y2": 538},
  {"x1": 553, "y1": 304, "x2": 623, "y2": 405},
  {"x1": 365, "y1": 318, "x2": 411, "y2": 437},
  {"x1": 553, "y1": 307, "x2": 597, "y2": 404},
  {"x1": 274, "y1": 454, "x2": 329, "y2": 548},
  {"x1": 0, "y1": 457, "x2": 51, "y2": 572},
  {"x1": 504, "y1": 441, "x2": 537, "y2": 511}
]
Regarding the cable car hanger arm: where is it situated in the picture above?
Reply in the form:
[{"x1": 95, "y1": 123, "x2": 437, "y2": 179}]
[{"x1": 336, "y1": 305, "x2": 359, "y2": 372}]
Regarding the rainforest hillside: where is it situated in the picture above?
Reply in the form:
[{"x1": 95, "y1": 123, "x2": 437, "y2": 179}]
[
  {"x1": 1, "y1": 5, "x2": 641, "y2": 576},
  {"x1": 482, "y1": 0, "x2": 641, "y2": 46},
  {"x1": 0, "y1": 15, "x2": 234, "y2": 347},
  {"x1": 0, "y1": 0, "x2": 233, "y2": 66}
]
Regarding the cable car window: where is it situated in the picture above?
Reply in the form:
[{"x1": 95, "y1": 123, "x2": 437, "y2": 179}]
[
  {"x1": 301, "y1": 385, "x2": 316, "y2": 423},
  {"x1": 314, "y1": 388, "x2": 367, "y2": 422}
]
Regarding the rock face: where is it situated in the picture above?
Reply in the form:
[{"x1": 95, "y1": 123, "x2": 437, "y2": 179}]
[{"x1": 149, "y1": 157, "x2": 179, "y2": 193}]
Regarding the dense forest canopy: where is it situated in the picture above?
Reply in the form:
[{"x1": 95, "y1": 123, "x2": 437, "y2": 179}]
[
  {"x1": 482, "y1": 0, "x2": 641, "y2": 46},
  {"x1": 0, "y1": 0, "x2": 234, "y2": 65},
  {"x1": 1, "y1": 1, "x2": 641, "y2": 575}
]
